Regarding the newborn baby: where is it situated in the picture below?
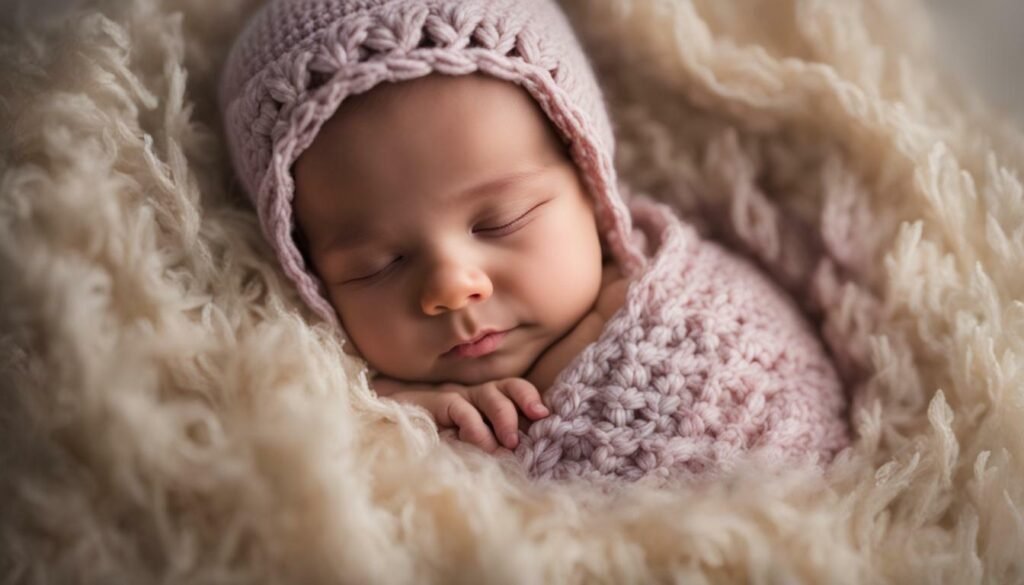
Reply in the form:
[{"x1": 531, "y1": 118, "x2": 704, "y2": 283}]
[
  {"x1": 293, "y1": 74, "x2": 630, "y2": 452},
  {"x1": 220, "y1": 0, "x2": 850, "y2": 482}
]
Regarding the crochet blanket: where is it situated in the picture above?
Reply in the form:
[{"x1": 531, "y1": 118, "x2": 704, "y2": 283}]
[
  {"x1": 518, "y1": 196, "x2": 849, "y2": 482},
  {"x1": 4, "y1": 0, "x2": 1024, "y2": 583}
]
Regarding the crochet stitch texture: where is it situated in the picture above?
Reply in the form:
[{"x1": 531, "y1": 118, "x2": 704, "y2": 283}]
[
  {"x1": 220, "y1": 0, "x2": 647, "y2": 335},
  {"x1": 517, "y1": 196, "x2": 850, "y2": 481}
]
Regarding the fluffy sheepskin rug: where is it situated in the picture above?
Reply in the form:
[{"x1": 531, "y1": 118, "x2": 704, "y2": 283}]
[{"x1": 3, "y1": 0, "x2": 1024, "y2": 582}]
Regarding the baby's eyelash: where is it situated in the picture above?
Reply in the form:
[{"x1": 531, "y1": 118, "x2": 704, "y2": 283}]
[
  {"x1": 348, "y1": 256, "x2": 402, "y2": 283},
  {"x1": 474, "y1": 201, "x2": 548, "y2": 234}
]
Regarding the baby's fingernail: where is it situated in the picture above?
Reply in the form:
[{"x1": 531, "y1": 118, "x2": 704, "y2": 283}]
[
  {"x1": 504, "y1": 433, "x2": 519, "y2": 448},
  {"x1": 530, "y1": 402, "x2": 549, "y2": 416}
]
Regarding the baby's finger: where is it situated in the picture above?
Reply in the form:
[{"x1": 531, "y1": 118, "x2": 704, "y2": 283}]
[
  {"x1": 446, "y1": 397, "x2": 499, "y2": 453},
  {"x1": 498, "y1": 378, "x2": 549, "y2": 420},
  {"x1": 471, "y1": 386, "x2": 520, "y2": 450}
]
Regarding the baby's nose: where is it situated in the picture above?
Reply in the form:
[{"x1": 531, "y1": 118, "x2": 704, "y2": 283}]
[{"x1": 420, "y1": 264, "x2": 493, "y2": 316}]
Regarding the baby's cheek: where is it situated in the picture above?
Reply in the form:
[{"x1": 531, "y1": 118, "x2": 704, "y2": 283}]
[
  {"x1": 525, "y1": 240, "x2": 602, "y2": 326},
  {"x1": 335, "y1": 296, "x2": 406, "y2": 366}
]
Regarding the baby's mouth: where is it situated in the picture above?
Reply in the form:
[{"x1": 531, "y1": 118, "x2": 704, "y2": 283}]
[{"x1": 443, "y1": 328, "x2": 515, "y2": 359}]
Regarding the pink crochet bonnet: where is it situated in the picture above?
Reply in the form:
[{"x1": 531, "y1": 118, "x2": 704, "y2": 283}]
[{"x1": 219, "y1": 0, "x2": 648, "y2": 337}]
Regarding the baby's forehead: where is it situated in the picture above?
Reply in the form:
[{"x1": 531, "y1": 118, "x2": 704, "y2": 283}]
[
  {"x1": 320, "y1": 74, "x2": 565, "y2": 145},
  {"x1": 295, "y1": 75, "x2": 573, "y2": 208},
  {"x1": 342, "y1": 162, "x2": 562, "y2": 220}
]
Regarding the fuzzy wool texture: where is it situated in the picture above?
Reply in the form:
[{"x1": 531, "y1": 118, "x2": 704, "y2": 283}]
[{"x1": 2, "y1": 0, "x2": 1024, "y2": 583}]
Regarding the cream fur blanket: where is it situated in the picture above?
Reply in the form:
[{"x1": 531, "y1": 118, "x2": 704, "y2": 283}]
[{"x1": 2, "y1": 0, "x2": 1024, "y2": 583}]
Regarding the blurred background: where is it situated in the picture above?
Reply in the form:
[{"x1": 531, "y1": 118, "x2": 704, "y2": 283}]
[
  {"x1": 927, "y1": 0, "x2": 1024, "y2": 127},
  {"x1": 1, "y1": 0, "x2": 1022, "y2": 127}
]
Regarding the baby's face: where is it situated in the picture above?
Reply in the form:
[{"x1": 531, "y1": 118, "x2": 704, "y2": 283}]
[{"x1": 293, "y1": 74, "x2": 605, "y2": 385}]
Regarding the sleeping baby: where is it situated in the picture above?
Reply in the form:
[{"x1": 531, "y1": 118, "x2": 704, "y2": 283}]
[{"x1": 220, "y1": 0, "x2": 850, "y2": 482}]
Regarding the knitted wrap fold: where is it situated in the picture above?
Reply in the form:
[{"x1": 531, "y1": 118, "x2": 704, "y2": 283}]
[
  {"x1": 219, "y1": 0, "x2": 647, "y2": 335},
  {"x1": 515, "y1": 195, "x2": 851, "y2": 482}
]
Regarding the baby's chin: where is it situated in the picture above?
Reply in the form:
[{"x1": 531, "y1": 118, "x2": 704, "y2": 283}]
[
  {"x1": 372, "y1": 337, "x2": 543, "y2": 386},
  {"x1": 430, "y1": 348, "x2": 538, "y2": 386}
]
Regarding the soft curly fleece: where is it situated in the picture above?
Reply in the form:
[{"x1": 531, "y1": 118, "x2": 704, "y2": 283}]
[
  {"x1": 518, "y1": 195, "x2": 848, "y2": 482},
  {"x1": 2, "y1": 0, "x2": 1024, "y2": 583}
]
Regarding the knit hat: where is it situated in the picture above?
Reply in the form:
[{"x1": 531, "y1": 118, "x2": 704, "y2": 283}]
[{"x1": 219, "y1": 0, "x2": 647, "y2": 337}]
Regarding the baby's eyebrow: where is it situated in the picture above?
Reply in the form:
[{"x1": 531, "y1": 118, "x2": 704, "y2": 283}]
[
  {"x1": 323, "y1": 225, "x2": 379, "y2": 252},
  {"x1": 454, "y1": 165, "x2": 552, "y2": 203},
  {"x1": 324, "y1": 165, "x2": 554, "y2": 252}
]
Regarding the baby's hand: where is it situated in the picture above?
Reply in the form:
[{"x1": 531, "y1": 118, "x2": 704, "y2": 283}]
[{"x1": 373, "y1": 377, "x2": 550, "y2": 453}]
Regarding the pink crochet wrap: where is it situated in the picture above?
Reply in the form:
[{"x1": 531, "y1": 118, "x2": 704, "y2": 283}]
[{"x1": 515, "y1": 195, "x2": 851, "y2": 482}]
